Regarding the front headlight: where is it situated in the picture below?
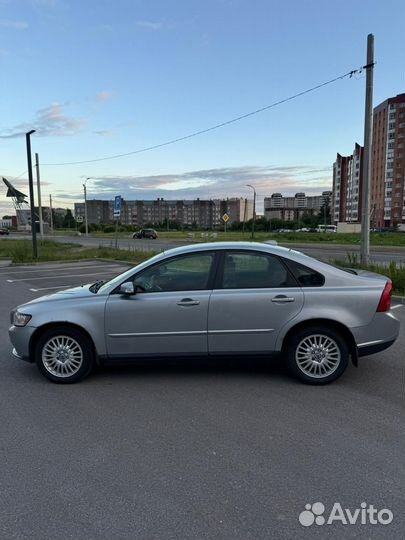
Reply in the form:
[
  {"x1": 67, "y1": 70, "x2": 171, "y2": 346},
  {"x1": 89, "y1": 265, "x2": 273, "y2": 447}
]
[{"x1": 12, "y1": 311, "x2": 32, "y2": 327}]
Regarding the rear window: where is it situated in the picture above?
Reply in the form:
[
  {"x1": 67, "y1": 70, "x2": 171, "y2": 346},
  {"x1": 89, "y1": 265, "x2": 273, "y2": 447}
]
[{"x1": 282, "y1": 258, "x2": 325, "y2": 287}]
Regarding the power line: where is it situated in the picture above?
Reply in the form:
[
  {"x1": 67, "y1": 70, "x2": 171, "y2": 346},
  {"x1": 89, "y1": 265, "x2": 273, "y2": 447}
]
[{"x1": 42, "y1": 66, "x2": 366, "y2": 167}]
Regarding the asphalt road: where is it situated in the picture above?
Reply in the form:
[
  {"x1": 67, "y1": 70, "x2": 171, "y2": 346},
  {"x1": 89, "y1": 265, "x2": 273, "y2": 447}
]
[
  {"x1": 6, "y1": 233, "x2": 405, "y2": 264},
  {"x1": 0, "y1": 261, "x2": 404, "y2": 540}
]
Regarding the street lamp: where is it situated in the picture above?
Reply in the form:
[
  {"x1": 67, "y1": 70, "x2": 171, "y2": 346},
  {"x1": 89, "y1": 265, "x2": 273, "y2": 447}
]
[
  {"x1": 246, "y1": 184, "x2": 256, "y2": 239},
  {"x1": 25, "y1": 129, "x2": 38, "y2": 258},
  {"x1": 83, "y1": 177, "x2": 92, "y2": 236}
]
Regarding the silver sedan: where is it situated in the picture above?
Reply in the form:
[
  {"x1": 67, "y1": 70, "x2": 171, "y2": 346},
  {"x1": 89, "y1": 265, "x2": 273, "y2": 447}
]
[{"x1": 9, "y1": 242, "x2": 400, "y2": 384}]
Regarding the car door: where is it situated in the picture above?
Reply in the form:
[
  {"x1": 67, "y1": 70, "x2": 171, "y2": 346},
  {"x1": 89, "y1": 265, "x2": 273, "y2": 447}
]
[
  {"x1": 105, "y1": 252, "x2": 217, "y2": 358},
  {"x1": 208, "y1": 250, "x2": 304, "y2": 354}
]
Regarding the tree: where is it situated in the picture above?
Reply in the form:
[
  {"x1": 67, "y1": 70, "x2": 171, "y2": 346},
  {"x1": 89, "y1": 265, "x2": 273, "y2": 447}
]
[{"x1": 62, "y1": 209, "x2": 76, "y2": 229}]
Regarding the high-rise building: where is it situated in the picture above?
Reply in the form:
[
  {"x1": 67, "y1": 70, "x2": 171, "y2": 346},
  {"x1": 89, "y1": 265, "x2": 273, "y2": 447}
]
[
  {"x1": 332, "y1": 143, "x2": 364, "y2": 224},
  {"x1": 264, "y1": 191, "x2": 331, "y2": 222},
  {"x1": 332, "y1": 93, "x2": 405, "y2": 228},
  {"x1": 371, "y1": 93, "x2": 405, "y2": 228}
]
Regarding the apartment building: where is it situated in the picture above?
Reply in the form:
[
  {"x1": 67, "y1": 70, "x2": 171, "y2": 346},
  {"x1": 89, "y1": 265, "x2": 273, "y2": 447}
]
[
  {"x1": 332, "y1": 143, "x2": 364, "y2": 224},
  {"x1": 74, "y1": 198, "x2": 253, "y2": 228},
  {"x1": 264, "y1": 191, "x2": 331, "y2": 221},
  {"x1": 332, "y1": 93, "x2": 405, "y2": 228},
  {"x1": 371, "y1": 93, "x2": 405, "y2": 228}
]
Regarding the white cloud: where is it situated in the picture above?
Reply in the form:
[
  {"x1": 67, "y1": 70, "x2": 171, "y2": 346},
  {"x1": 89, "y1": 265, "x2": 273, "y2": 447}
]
[
  {"x1": 0, "y1": 19, "x2": 28, "y2": 30},
  {"x1": 136, "y1": 20, "x2": 163, "y2": 30},
  {"x1": 0, "y1": 103, "x2": 86, "y2": 138},
  {"x1": 94, "y1": 91, "x2": 113, "y2": 104}
]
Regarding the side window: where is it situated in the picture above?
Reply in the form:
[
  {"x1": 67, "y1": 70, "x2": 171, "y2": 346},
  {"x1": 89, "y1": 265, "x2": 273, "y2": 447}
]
[
  {"x1": 132, "y1": 253, "x2": 214, "y2": 292},
  {"x1": 221, "y1": 252, "x2": 294, "y2": 289},
  {"x1": 283, "y1": 258, "x2": 325, "y2": 287}
]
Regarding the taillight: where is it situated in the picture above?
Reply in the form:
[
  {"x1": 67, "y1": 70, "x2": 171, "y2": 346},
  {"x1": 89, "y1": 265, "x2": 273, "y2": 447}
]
[{"x1": 377, "y1": 281, "x2": 393, "y2": 312}]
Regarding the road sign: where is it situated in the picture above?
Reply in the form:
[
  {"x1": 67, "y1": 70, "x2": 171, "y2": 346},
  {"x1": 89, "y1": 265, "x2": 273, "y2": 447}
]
[
  {"x1": 114, "y1": 195, "x2": 121, "y2": 218},
  {"x1": 76, "y1": 215, "x2": 83, "y2": 223},
  {"x1": 222, "y1": 213, "x2": 230, "y2": 223}
]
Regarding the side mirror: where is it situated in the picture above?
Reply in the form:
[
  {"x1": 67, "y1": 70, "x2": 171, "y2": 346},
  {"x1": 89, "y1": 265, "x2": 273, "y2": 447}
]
[{"x1": 119, "y1": 282, "x2": 135, "y2": 295}]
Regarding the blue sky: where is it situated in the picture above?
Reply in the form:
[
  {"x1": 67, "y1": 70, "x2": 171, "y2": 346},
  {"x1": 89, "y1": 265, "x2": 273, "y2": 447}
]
[{"x1": 1, "y1": 0, "x2": 404, "y2": 215}]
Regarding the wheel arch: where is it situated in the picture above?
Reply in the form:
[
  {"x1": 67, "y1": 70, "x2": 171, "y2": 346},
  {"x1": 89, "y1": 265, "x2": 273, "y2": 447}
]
[
  {"x1": 280, "y1": 318, "x2": 358, "y2": 366},
  {"x1": 29, "y1": 322, "x2": 99, "y2": 364}
]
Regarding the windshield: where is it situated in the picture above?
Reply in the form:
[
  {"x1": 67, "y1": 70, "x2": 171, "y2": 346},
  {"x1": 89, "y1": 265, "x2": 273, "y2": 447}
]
[{"x1": 96, "y1": 251, "x2": 167, "y2": 293}]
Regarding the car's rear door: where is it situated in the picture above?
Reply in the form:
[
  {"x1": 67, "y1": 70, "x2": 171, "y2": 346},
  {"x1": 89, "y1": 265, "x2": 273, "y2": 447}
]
[
  {"x1": 208, "y1": 250, "x2": 304, "y2": 354},
  {"x1": 105, "y1": 251, "x2": 218, "y2": 358}
]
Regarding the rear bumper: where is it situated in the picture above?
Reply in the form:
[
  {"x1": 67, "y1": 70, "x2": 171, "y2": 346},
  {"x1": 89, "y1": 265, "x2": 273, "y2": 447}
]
[
  {"x1": 358, "y1": 339, "x2": 396, "y2": 357},
  {"x1": 354, "y1": 310, "x2": 400, "y2": 357}
]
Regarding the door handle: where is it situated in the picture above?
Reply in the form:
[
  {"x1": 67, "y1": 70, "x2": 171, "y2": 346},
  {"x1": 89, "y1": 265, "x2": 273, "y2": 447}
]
[
  {"x1": 176, "y1": 298, "x2": 200, "y2": 306},
  {"x1": 271, "y1": 295, "x2": 295, "y2": 303}
]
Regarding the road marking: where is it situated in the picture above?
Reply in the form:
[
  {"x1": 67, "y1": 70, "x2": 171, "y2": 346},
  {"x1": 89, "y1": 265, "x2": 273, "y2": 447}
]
[
  {"x1": 0, "y1": 263, "x2": 127, "y2": 275},
  {"x1": 391, "y1": 304, "x2": 404, "y2": 310},
  {"x1": 7, "y1": 271, "x2": 117, "y2": 282}
]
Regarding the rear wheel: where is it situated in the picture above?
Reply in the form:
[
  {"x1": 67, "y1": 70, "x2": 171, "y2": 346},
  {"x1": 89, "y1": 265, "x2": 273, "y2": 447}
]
[
  {"x1": 285, "y1": 326, "x2": 349, "y2": 384},
  {"x1": 35, "y1": 326, "x2": 95, "y2": 383}
]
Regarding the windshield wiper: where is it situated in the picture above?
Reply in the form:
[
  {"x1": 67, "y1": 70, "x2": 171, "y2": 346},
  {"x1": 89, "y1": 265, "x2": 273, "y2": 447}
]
[{"x1": 89, "y1": 280, "x2": 105, "y2": 293}]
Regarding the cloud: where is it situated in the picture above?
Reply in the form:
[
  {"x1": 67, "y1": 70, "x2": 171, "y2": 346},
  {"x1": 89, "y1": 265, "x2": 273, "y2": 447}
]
[
  {"x1": 0, "y1": 19, "x2": 28, "y2": 30},
  {"x1": 136, "y1": 20, "x2": 163, "y2": 30},
  {"x1": 93, "y1": 129, "x2": 114, "y2": 136},
  {"x1": 54, "y1": 165, "x2": 332, "y2": 212},
  {"x1": 94, "y1": 91, "x2": 113, "y2": 104},
  {"x1": 0, "y1": 103, "x2": 86, "y2": 138}
]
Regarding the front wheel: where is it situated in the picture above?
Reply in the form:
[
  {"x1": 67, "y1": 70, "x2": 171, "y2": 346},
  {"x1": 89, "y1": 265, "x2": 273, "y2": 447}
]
[
  {"x1": 285, "y1": 326, "x2": 349, "y2": 384},
  {"x1": 35, "y1": 326, "x2": 95, "y2": 383}
]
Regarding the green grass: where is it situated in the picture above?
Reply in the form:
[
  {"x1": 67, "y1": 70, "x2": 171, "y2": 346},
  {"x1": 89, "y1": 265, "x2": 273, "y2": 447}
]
[
  {"x1": 334, "y1": 255, "x2": 405, "y2": 296},
  {"x1": 0, "y1": 240, "x2": 154, "y2": 264}
]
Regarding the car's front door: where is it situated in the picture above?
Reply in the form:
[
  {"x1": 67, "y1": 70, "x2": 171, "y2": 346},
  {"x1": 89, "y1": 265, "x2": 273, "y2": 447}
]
[
  {"x1": 105, "y1": 252, "x2": 217, "y2": 358},
  {"x1": 208, "y1": 250, "x2": 304, "y2": 354}
]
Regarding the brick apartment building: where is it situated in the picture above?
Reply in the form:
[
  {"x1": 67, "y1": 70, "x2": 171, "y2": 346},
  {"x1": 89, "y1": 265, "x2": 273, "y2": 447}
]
[
  {"x1": 332, "y1": 143, "x2": 363, "y2": 224},
  {"x1": 371, "y1": 93, "x2": 405, "y2": 228},
  {"x1": 332, "y1": 93, "x2": 405, "y2": 228}
]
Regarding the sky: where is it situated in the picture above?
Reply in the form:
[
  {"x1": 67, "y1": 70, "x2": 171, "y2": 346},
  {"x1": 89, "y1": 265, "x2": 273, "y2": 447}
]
[{"x1": 1, "y1": 0, "x2": 404, "y2": 216}]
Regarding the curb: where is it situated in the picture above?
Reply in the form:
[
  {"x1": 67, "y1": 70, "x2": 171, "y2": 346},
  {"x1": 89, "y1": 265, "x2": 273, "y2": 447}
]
[
  {"x1": 392, "y1": 295, "x2": 405, "y2": 304},
  {"x1": 0, "y1": 259, "x2": 12, "y2": 267}
]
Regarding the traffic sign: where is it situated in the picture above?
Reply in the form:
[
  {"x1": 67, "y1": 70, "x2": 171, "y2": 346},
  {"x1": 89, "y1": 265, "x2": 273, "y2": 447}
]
[
  {"x1": 114, "y1": 195, "x2": 121, "y2": 218},
  {"x1": 76, "y1": 215, "x2": 83, "y2": 223},
  {"x1": 222, "y1": 213, "x2": 230, "y2": 223}
]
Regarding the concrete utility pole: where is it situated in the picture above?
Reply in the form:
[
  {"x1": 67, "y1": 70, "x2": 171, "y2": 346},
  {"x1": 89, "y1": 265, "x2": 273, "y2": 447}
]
[
  {"x1": 360, "y1": 33, "x2": 375, "y2": 266},
  {"x1": 35, "y1": 153, "x2": 44, "y2": 238},
  {"x1": 49, "y1": 194, "x2": 54, "y2": 232},
  {"x1": 83, "y1": 177, "x2": 91, "y2": 236},
  {"x1": 247, "y1": 184, "x2": 256, "y2": 239},
  {"x1": 25, "y1": 130, "x2": 38, "y2": 258}
]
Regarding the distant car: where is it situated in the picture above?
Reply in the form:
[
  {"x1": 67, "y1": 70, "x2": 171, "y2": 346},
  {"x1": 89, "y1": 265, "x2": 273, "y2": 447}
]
[
  {"x1": 296, "y1": 228, "x2": 310, "y2": 232},
  {"x1": 0, "y1": 228, "x2": 10, "y2": 235},
  {"x1": 9, "y1": 242, "x2": 400, "y2": 384},
  {"x1": 132, "y1": 228, "x2": 158, "y2": 239}
]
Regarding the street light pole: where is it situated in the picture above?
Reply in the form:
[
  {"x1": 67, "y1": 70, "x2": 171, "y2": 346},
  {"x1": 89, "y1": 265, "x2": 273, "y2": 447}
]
[
  {"x1": 247, "y1": 184, "x2": 256, "y2": 239},
  {"x1": 25, "y1": 130, "x2": 38, "y2": 258}
]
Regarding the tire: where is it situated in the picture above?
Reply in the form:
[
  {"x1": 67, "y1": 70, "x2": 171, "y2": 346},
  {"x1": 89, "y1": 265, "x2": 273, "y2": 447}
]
[
  {"x1": 285, "y1": 325, "x2": 349, "y2": 385},
  {"x1": 34, "y1": 326, "x2": 95, "y2": 383}
]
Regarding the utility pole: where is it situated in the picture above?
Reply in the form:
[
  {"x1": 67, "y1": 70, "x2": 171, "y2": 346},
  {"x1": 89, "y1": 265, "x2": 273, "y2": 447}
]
[
  {"x1": 360, "y1": 33, "x2": 374, "y2": 266},
  {"x1": 49, "y1": 194, "x2": 54, "y2": 232},
  {"x1": 35, "y1": 153, "x2": 44, "y2": 238},
  {"x1": 247, "y1": 184, "x2": 256, "y2": 239},
  {"x1": 83, "y1": 177, "x2": 91, "y2": 236},
  {"x1": 25, "y1": 130, "x2": 38, "y2": 258}
]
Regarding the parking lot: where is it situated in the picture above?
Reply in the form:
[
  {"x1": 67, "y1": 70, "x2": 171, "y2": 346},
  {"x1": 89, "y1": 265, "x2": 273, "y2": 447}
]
[{"x1": 0, "y1": 260, "x2": 404, "y2": 540}]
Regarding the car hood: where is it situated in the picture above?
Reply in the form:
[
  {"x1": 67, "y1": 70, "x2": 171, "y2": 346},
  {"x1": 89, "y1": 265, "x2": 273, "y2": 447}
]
[{"x1": 23, "y1": 284, "x2": 98, "y2": 305}]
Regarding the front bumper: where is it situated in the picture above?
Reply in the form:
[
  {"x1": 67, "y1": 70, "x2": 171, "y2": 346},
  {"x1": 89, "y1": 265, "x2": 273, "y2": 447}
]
[{"x1": 8, "y1": 325, "x2": 36, "y2": 362}]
